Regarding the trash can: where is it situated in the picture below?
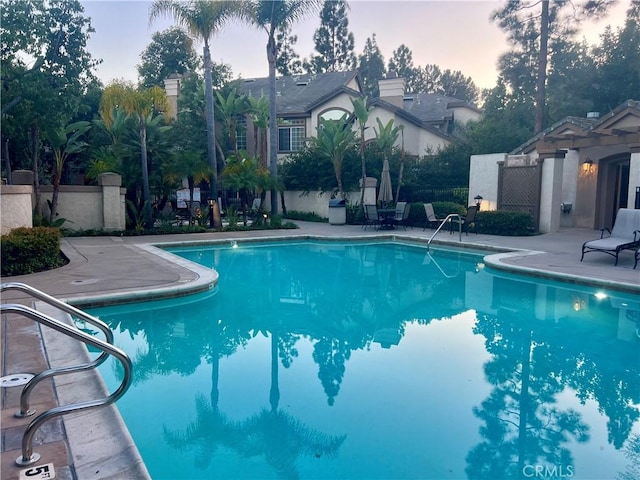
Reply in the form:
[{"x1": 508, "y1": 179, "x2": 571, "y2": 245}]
[{"x1": 328, "y1": 198, "x2": 346, "y2": 225}]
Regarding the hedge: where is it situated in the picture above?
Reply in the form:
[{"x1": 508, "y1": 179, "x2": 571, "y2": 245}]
[
  {"x1": 475, "y1": 211, "x2": 536, "y2": 236},
  {"x1": 1, "y1": 227, "x2": 67, "y2": 276}
]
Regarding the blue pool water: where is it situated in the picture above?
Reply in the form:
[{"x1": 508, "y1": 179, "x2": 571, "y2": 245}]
[{"x1": 90, "y1": 240, "x2": 640, "y2": 480}]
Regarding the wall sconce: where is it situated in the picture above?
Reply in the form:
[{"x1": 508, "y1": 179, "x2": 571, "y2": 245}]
[
  {"x1": 474, "y1": 195, "x2": 483, "y2": 210},
  {"x1": 582, "y1": 158, "x2": 593, "y2": 172}
]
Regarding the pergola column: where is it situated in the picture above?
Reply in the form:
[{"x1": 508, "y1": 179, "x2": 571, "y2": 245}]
[{"x1": 538, "y1": 150, "x2": 565, "y2": 233}]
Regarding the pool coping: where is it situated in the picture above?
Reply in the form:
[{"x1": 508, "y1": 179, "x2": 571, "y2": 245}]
[{"x1": 43, "y1": 233, "x2": 639, "y2": 479}]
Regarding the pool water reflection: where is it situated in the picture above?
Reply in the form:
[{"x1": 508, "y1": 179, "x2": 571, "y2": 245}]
[{"x1": 91, "y1": 241, "x2": 640, "y2": 480}]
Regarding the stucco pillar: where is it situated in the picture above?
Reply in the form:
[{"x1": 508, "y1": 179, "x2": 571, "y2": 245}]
[
  {"x1": 98, "y1": 172, "x2": 125, "y2": 230},
  {"x1": 629, "y1": 148, "x2": 640, "y2": 209},
  {"x1": 538, "y1": 151, "x2": 565, "y2": 233}
]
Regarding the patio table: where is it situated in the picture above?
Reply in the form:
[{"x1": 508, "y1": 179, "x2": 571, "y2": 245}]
[{"x1": 377, "y1": 209, "x2": 397, "y2": 230}]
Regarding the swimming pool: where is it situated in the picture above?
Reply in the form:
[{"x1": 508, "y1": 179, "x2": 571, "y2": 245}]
[{"x1": 90, "y1": 240, "x2": 640, "y2": 480}]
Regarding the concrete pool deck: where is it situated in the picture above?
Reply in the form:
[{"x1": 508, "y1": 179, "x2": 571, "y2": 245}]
[{"x1": 1, "y1": 222, "x2": 639, "y2": 479}]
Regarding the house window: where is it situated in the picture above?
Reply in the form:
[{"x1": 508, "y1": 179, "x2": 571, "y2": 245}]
[
  {"x1": 278, "y1": 119, "x2": 305, "y2": 152},
  {"x1": 236, "y1": 116, "x2": 247, "y2": 151},
  {"x1": 319, "y1": 108, "x2": 349, "y2": 122}
]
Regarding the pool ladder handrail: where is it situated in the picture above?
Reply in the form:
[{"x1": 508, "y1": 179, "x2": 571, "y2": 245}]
[
  {"x1": 427, "y1": 213, "x2": 462, "y2": 249},
  {"x1": 1, "y1": 282, "x2": 114, "y2": 417},
  {"x1": 1, "y1": 282, "x2": 132, "y2": 467}
]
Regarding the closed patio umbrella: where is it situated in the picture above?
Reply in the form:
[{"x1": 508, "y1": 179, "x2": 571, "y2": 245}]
[{"x1": 377, "y1": 158, "x2": 393, "y2": 207}]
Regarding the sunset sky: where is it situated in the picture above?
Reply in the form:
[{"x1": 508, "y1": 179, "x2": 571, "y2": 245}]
[{"x1": 81, "y1": 0, "x2": 630, "y2": 91}]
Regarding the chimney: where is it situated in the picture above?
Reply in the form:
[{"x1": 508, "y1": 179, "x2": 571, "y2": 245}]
[
  {"x1": 378, "y1": 71, "x2": 405, "y2": 108},
  {"x1": 163, "y1": 73, "x2": 182, "y2": 120}
]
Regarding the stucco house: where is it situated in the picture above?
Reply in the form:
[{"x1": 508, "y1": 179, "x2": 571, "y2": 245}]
[
  {"x1": 469, "y1": 100, "x2": 640, "y2": 233},
  {"x1": 164, "y1": 70, "x2": 481, "y2": 159}
]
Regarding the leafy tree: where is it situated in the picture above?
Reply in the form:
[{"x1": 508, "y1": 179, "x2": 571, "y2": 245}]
[
  {"x1": 591, "y1": 3, "x2": 640, "y2": 113},
  {"x1": 149, "y1": 0, "x2": 244, "y2": 228},
  {"x1": 275, "y1": 24, "x2": 303, "y2": 76},
  {"x1": 304, "y1": 0, "x2": 356, "y2": 73},
  {"x1": 245, "y1": 0, "x2": 322, "y2": 215},
  {"x1": 387, "y1": 44, "x2": 418, "y2": 91},
  {"x1": 493, "y1": 0, "x2": 616, "y2": 133},
  {"x1": 221, "y1": 153, "x2": 271, "y2": 225},
  {"x1": 358, "y1": 34, "x2": 386, "y2": 98},
  {"x1": 100, "y1": 81, "x2": 170, "y2": 227},
  {"x1": 137, "y1": 27, "x2": 200, "y2": 89},
  {"x1": 310, "y1": 116, "x2": 357, "y2": 199},
  {"x1": 1, "y1": 0, "x2": 99, "y2": 214}
]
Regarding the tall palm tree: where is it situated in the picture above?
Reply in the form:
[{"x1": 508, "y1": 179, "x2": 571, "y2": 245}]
[
  {"x1": 350, "y1": 96, "x2": 373, "y2": 212},
  {"x1": 100, "y1": 82, "x2": 169, "y2": 227},
  {"x1": 246, "y1": 0, "x2": 322, "y2": 215},
  {"x1": 149, "y1": 0, "x2": 242, "y2": 228}
]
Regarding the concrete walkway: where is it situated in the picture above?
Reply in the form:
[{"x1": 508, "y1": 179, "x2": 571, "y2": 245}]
[{"x1": 1, "y1": 222, "x2": 638, "y2": 479}]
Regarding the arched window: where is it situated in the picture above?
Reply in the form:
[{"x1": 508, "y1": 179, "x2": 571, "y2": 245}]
[{"x1": 319, "y1": 108, "x2": 350, "y2": 123}]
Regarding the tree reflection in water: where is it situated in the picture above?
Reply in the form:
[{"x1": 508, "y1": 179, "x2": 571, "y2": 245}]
[{"x1": 95, "y1": 241, "x2": 639, "y2": 479}]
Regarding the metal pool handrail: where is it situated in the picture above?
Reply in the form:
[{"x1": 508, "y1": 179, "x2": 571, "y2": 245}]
[
  {"x1": 427, "y1": 213, "x2": 462, "y2": 249},
  {"x1": 1, "y1": 282, "x2": 114, "y2": 417},
  {"x1": 1, "y1": 302, "x2": 132, "y2": 466}
]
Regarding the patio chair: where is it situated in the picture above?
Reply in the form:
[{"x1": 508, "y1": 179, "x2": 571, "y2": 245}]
[
  {"x1": 581, "y1": 208, "x2": 640, "y2": 268},
  {"x1": 363, "y1": 204, "x2": 381, "y2": 231},
  {"x1": 423, "y1": 203, "x2": 442, "y2": 231},
  {"x1": 394, "y1": 202, "x2": 411, "y2": 230},
  {"x1": 450, "y1": 205, "x2": 478, "y2": 235}
]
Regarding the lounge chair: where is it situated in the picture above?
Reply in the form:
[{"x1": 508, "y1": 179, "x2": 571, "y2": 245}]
[
  {"x1": 363, "y1": 204, "x2": 381, "y2": 231},
  {"x1": 423, "y1": 203, "x2": 442, "y2": 230},
  {"x1": 581, "y1": 208, "x2": 640, "y2": 268},
  {"x1": 450, "y1": 205, "x2": 478, "y2": 235}
]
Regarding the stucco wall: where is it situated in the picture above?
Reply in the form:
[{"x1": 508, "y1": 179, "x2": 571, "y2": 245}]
[
  {"x1": 280, "y1": 190, "x2": 360, "y2": 218},
  {"x1": 0, "y1": 185, "x2": 33, "y2": 235},
  {"x1": 0, "y1": 173, "x2": 126, "y2": 234},
  {"x1": 469, "y1": 153, "x2": 504, "y2": 211}
]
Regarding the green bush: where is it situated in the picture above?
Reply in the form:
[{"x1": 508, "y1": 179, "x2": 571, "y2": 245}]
[
  {"x1": 1, "y1": 227, "x2": 67, "y2": 276},
  {"x1": 285, "y1": 210, "x2": 327, "y2": 223},
  {"x1": 432, "y1": 201, "x2": 467, "y2": 218},
  {"x1": 475, "y1": 211, "x2": 536, "y2": 236}
]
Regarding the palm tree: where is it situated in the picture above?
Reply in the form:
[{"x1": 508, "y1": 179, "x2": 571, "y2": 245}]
[
  {"x1": 216, "y1": 87, "x2": 249, "y2": 157},
  {"x1": 44, "y1": 121, "x2": 91, "y2": 222},
  {"x1": 100, "y1": 82, "x2": 169, "y2": 227},
  {"x1": 248, "y1": 95, "x2": 269, "y2": 168},
  {"x1": 149, "y1": 0, "x2": 243, "y2": 228},
  {"x1": 163, "y1": 150, "x2": 211, "y2": 224},
  {"x1": 350, "y1": 96, "x2": 373, "y2": 212},
  {"x1": 246, "y1": 0, "x2": 322, "y2": 215},
  {"x1": 311, "y1": 115, "x2": 357, "y2": 200}
]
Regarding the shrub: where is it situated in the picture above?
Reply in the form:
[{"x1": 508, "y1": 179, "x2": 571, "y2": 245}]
[
  {"x1": 432, "y1": 201, "x2": 467, "y2": 218},
  {"x1": 475, "y1": 211, "x2": 536, "y2": 236},
  {"x1": 285, "y1": 210, "x2": 327, "y2": 223},
  {"x1": 1, "y1": 227, "x2": 67, "y2": 276}
]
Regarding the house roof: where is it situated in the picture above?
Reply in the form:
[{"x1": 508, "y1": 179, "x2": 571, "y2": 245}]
[
  {"x1": 235, "y1": 70, "x2": 480, "y2": 142},
  {"x1": 401, "y1": 92, "x2": 482, "y2": 124},
  {"x1": 511, "y1": 100, "x2": 640, "y2": 155},
  {"x1": 237, "y1": 70, "x2": 362, "y2": 117},
  {"x1": 533, "y1": 99, "x2": 640, "y2": 153},
  {"x1": 369, "y1": 96, "x2": 453, "y2": 139}
]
